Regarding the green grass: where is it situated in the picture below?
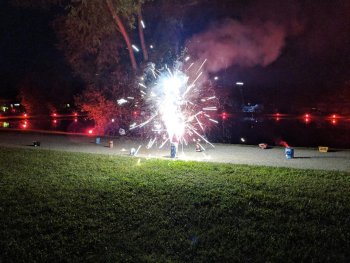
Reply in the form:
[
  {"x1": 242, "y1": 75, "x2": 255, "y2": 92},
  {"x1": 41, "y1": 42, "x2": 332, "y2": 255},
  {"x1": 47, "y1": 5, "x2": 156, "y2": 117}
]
[{"x1": 0, "y1": 146, "x2": 350, "y2": 262}]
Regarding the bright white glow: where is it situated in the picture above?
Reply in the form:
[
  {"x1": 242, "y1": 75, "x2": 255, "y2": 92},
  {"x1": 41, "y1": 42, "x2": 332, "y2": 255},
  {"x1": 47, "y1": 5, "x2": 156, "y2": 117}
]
[
  {"x1": 185, "y1": 56, "x2": 190, "y2": 61},
  {"x1": 130, "y1": 59, "x2": 218, "y2": 151},
  {"x1": 141, "y1": 20, "x2": 146, "y2": 29},
  {"x1": 214, "y1": 76, "x2": 219, "y2": 80},
  {"x1": 240, "y1": 137, "x2": 245, "y2": 142},
  {"x1": 236, "y1": 82, "x2": 244, "y2": 86},
  {"x1": 159, "y1": 73, "x2": 187, "y2": 140},
  {"x1": 132, "y1": 45, "x2": 140, "y2": 52},
  {"x1": 150, "y1": 45, "x2": 154, "y2": 49}
]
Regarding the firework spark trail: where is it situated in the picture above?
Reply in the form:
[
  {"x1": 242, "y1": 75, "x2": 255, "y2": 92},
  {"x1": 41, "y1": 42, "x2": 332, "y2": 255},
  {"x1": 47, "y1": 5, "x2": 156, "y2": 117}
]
[
  {"x1": 187, "y1": 125, "x2": 215, "y2": 148},
  {"x1": 196, "y1": 59, "x2": 207, "y2": 74},
  {"x1": 195, "y1": 115, "x2": 204, "y2": 131},
  {"x1": 186, "y1": 62, "x2": 194, "y2": 71},
  {"x1": 121, "y1": 57, "x2": 218, "y2": 152},
  {"x1": 129, "y1": 113, "x2": 158, "y2": 130},
  {"x1": 159, "y1": 138, "x2": 169, "y2": 149}
]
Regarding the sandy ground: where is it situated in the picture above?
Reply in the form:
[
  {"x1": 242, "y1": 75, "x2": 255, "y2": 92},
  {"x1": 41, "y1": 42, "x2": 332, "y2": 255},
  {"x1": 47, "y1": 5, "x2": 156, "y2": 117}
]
[{"x1": 0, "y1": 130, "x2": 350, "y2": 172}]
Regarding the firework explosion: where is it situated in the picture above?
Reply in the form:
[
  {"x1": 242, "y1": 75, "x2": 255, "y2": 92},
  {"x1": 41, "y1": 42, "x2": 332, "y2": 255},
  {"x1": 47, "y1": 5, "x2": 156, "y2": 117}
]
[{"x1": 119, "y1": 57, "x2": 218, "y2": 152}]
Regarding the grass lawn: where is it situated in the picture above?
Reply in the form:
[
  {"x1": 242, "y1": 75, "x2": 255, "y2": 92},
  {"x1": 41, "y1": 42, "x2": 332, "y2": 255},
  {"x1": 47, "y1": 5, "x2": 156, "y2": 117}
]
[{"x1": 0, "y1": 146, "x2": 350, "y2": 262}]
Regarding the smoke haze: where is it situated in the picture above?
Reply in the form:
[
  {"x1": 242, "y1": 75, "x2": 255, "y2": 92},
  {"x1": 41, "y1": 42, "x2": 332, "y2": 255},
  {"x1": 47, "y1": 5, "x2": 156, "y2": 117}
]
[{"x1": 187, "y1": 19, "x2": 288, "y2": 74}]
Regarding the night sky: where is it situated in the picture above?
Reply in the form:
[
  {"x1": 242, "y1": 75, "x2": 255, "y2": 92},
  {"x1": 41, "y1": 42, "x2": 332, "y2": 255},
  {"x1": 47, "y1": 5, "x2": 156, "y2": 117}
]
[
  {"x1": 0, "y1": 0, "x2": 77, "y2": 100},
  {"x1": 1, "y1": 0, "x2": 349, "y2": 108}
]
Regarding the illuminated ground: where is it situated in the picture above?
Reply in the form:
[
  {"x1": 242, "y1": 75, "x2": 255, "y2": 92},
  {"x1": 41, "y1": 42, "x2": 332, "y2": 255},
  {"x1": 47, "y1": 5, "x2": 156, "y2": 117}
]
[{"x1": 0, "y1": 130, "x2": 350, "y2": 172}]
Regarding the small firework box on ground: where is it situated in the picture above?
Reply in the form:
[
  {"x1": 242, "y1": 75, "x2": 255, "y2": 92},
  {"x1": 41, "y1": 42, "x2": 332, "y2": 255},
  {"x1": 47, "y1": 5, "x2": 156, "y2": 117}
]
[
  {"x1": 318, "y1": 146, "x2": 329, "y2": 152},
  {"x1": 285, "y1": 147, "x2": 294, "y2": 159},
  {"x1": 170, "y1": 144, "x2": 177, "y2": 158},
  {"x1": 258, "y1": 143, "x2": 268, "y2": 149}
]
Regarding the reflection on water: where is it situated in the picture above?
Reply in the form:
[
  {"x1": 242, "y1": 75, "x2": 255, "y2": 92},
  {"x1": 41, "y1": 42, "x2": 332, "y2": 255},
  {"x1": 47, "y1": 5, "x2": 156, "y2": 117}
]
[
  {"x1": 210, "y1": 114, "x2": 350, "y2": 148},
  {"x1": 0, "y1": 117, "x2": 93, "y2": 134},
  {"x1": 1, "y1": 114, "x2": 350, "y2": 148}
]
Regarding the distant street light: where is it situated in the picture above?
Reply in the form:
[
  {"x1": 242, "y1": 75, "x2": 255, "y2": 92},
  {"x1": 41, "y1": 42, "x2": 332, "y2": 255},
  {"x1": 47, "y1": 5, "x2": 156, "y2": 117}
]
[{"x1": 236, "y1": 82, "x2": 244, "y2": 86}]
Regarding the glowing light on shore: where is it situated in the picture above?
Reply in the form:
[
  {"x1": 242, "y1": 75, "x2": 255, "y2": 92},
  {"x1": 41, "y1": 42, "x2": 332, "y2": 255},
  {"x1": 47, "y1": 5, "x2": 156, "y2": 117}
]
[{"x1": 21, "y1": 120, "x2": 28, "y2": 129}]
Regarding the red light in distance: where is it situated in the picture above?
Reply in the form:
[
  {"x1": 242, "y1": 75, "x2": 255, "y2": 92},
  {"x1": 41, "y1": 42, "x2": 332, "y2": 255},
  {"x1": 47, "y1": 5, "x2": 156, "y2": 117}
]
[
  {"x1": 88, "y1": 129, "x2": 93, "y2": 135},
  {"x1": 222, "y1": 112, "x2": 228, "y2": 120},
  {"x1": 330, "y1": 114, "x2": 341, "y2": 119}
]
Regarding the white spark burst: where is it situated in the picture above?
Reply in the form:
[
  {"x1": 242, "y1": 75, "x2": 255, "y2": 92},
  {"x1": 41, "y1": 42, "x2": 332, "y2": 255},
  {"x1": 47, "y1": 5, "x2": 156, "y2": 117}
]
[{"x1": 127, "y1": 57, "x2": 218, "y2": 150}]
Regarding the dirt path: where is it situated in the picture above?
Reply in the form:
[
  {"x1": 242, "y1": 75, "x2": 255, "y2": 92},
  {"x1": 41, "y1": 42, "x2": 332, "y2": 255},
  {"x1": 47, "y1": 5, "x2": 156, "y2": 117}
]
[{"x1": 1, "y1": 130, "x2": 349, "y2": 172}]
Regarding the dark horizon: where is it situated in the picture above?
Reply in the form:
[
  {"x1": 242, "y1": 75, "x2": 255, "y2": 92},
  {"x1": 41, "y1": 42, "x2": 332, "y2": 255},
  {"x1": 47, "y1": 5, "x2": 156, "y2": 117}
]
[{"x1": 0, "y1": 0, "x2": 349, "y2": 109}]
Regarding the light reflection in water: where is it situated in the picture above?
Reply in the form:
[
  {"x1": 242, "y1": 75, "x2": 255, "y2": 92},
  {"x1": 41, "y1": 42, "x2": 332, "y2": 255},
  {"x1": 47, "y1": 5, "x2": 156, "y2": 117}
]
[{"x1": 0, "y1": 115, "x2": 349, "y2": 148}]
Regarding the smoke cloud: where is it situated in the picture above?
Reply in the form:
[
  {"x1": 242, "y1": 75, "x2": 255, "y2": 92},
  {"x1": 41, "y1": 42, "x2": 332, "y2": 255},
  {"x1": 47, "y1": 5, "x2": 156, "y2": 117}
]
[{"x1": 187, "y1": 18, "x2": 287, "y2": 74}]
